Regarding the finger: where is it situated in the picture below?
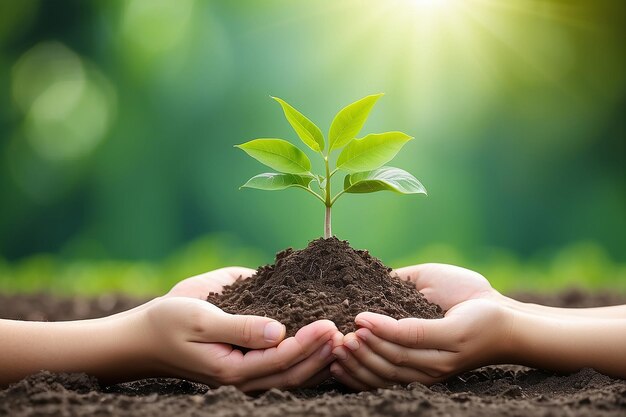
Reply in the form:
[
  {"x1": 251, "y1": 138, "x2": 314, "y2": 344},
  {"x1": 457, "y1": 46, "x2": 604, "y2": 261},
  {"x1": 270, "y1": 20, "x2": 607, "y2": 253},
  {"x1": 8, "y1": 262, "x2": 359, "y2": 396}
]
[
  {"x1": 202, "y1": 311, "x2": 287, "y2": 349},
  {"x1": 200, "y1": 266, "x2": 256, "y2": 291},
  {"x1": 392, "y1": 264, "x2": 430, "y2": 289},
  {"x1": 354, "y1": 329, "x2": 456, "y2": 384},
  {"x1": 355, "y1": 312, "x2": 456, "y2": 349},
  {"x1": 237, "y1": 340, "x2": 335, "y2": 392},
  {"x1": 348, "y1": 331, "x2": 441, "y2": 384},
  {"x1": 213, "y1": 267, "x2": 257, "y2": 285},
  {"x1": 332, "y1": 345, "x2": 392, "y2": 389},
  {"x1": 331, "y1": 329, "x2": 344, "y2": 349},
  {"x1": 330, "y1": 362, "x2": 370, "y2": 392},
  {"x1": 168, "y1": 267, "x2": 256, "y2": 298},
  {"x1": 216, "y1": 320, "x2": 337, "y2": 381}
]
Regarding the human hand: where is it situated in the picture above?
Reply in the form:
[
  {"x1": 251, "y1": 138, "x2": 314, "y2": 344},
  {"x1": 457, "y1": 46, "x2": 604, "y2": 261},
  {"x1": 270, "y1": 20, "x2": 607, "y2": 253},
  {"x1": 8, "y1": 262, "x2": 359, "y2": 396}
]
[
  {"x1": 165, "y1": 266, "x2": 256, "y2": 299},
  {"x1": 331, "y1": 264, "x2": 513, "y2": 390},
  {"x1": 393, "y1": 263, "x2": 500, "y2": 310},
  {"x1": 152, "y1": 267, "x2": 341, "y2": 391},
  {"x1": 132, "y1": 296, "x2": 340, "y2": 392}
]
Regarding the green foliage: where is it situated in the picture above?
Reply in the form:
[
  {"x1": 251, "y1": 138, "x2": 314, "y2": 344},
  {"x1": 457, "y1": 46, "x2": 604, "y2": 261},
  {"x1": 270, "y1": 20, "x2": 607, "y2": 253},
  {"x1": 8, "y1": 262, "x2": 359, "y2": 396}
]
[
  {"x1": 0, "y1": 234, "x2": 266, "y2": 297},
  {"x1": 336, "y1": 132, "x2": 413, "y2": 173},
  {"x1": 329, "y1": 93, "x2": 383, "y2": 151},
  {"x1": 235, "y1": 138, "x2": 312, "y2": 174},
  {"x1": 241, "y1": 173, "x2": 314, "y2": 191},
  {"x1": 236, "y1": 94, "x2": 427, "y2": 237},
  {"x1": 272, "y1": 97, "x2": 325, "y2": 152},
  {"x1": 1, "y1": 237, "x2": 624, "y2": 297},
  {"x1": 344, "y1": 166, "x2": 427, "y2": 194}
]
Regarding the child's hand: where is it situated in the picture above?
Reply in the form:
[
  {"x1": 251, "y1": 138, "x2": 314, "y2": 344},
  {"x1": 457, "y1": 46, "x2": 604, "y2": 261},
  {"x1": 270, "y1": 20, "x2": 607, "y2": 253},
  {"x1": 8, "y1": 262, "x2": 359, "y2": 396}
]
[
  {"x1": 129, "y1": 267, "x2": 341, "y2": 391},
  {"x1": 330, "y1": 264, "x2": 513, "y2": 390},
  {"x1": 135, "y1": 297, "x2": 340, "y2": 392},
  {"x1": 331, "y1": 299, "x2": 512, "y2": 389},
  {"x1": 393, "y1": 263, "x2": 501, "y2": 310},
  {"x1": 0, "y1": 267, "x2": 341, "y2": 390},
  {"x1": 165, "y1": 266, "x2": 257, "y2": 299}
]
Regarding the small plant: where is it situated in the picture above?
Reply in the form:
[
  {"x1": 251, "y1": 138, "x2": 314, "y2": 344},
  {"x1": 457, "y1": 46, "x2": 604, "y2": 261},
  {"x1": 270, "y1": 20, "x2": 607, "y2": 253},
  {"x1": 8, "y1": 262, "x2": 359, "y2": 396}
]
[{"x1": 236, "y1": 94, "x2": 427, "y2": 238}]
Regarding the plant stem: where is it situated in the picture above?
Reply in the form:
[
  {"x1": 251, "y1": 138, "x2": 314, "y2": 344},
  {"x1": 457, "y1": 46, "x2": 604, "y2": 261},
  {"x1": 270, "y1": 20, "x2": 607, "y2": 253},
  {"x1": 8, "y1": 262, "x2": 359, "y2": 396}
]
[
  {"x1": 324, "y1": 206, "x2": 331, "y2": 239},
  {"x1": 324, "y1": 156, "x2": 332, "y2": 238}
]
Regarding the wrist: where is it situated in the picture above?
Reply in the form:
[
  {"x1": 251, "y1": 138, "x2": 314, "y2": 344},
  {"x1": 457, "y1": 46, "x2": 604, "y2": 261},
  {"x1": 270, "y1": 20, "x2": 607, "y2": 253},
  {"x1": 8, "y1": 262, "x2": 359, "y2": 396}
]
[
  {"x1": 99, "y1": 302, "x2": 163, "y2": 382},
  {"x1": 55, "y1": 304, "x2": 157, "y2": 383},
  {"x1": 489, "y1": 299, "x2": 520, "y2": 364},
  {"x1": 505, "y1": 307, "x2": 586, "y2": 372},
  {"x1": 63, "y1": 313, "x2": 149, "y2": 383}
]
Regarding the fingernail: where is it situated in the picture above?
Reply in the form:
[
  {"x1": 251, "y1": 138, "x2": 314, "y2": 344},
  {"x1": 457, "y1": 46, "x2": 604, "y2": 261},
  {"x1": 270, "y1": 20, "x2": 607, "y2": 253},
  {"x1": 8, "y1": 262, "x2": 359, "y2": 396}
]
[
  {"x1": 319, "y1": 342, "x2": 332, "y2": 359},
  {"x1": 345, "y1": 339, "x2": 360, "y2": 352},
  {"x1": 333, "y1": 347, "x2": 348, "y2": 361},
  {"x1": 355, "y1": 318, "x2": 373, "y2": 329},
  {"x1": 264, "y1": 322, "x2": 284, "y2": 343},
  {"x1": 356, "y1": 328, "x2": 369, "y2": 341}
]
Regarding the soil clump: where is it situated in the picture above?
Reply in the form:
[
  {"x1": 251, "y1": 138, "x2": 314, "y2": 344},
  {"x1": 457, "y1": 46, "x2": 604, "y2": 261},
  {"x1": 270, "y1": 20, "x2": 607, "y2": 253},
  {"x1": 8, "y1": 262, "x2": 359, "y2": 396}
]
[{"x1": 207, "y1": 237, "x2": 444, "y2": 336}]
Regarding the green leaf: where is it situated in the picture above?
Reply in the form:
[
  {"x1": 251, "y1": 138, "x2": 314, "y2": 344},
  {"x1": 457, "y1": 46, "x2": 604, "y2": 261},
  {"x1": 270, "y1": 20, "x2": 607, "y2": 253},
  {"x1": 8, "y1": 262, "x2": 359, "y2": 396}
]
[
  {"x1": 241, "y1": 173, "x2": 314, "y2": 191},
  {"x1": 344, "y1": 166, "x2": 427, "y2": 194},
  {"x1": 272, "y1": 97, "x2": 325, "y2": 152},
  {"x1": 235, "y1": 139, "x2": 312, "y2": 174},
  {"x1": 336, "y1": 132, "x2": 413, "y2": 173},
  {"x1": 329, "y1": 93, "x2": 383, "y2": 151}
]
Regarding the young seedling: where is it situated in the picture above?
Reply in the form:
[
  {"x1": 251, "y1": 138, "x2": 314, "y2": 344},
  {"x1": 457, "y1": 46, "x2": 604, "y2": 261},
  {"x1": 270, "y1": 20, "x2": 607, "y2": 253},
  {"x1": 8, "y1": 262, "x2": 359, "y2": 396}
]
[{"x1": 235, "y1": 94, "x2": 427, "y2": 238}]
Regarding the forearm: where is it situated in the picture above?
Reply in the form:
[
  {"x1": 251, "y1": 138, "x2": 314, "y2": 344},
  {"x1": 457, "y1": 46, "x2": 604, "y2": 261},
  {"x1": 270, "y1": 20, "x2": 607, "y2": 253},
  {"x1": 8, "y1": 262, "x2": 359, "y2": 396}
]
[
  {"x1": 508, "y1": 309, "x2": 626, "y2": 378},
  {"x1": 499, "y1": 294, "x2": 626, "y2": 319},
  {"x1": 0, "y1": 313, "x2": 151, "y2": 387}
]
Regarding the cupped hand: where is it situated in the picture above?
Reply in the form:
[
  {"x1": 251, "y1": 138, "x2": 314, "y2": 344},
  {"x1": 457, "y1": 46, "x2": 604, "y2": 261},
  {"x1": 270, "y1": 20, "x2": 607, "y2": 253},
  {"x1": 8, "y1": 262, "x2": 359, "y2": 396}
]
[
  {"x1": 166, "y1": 266, "x2": 257, "y2": 299},
  {"x1": 331, "y1": 264, "x2": 513, "y2": 390},
  {"x1": 393, "y1": 263, "x2": 500, "y2": 310},
  {"x1": 136, "y1": 296, "x2": 340, "y2": 392}
]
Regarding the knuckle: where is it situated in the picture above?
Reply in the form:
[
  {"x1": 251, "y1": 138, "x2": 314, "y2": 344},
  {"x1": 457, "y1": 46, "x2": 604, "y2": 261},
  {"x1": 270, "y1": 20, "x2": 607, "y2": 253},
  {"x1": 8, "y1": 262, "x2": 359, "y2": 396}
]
[
  {"x1": 282, "y1": 372, "x2": 301, "y2": 389},
  {"x1": 225, "y1": 374, "x2": 243, "y2": 386},
  {"x1": 403, "y1": 321, "x2": 425, "y2": 347},
  {"x1": 435, "y1": 363, "x2": 454, "y2": 377},
  {"x1": 186, "y1": 305, "x2": 208, "y2": 335},
  {"x1": 391, "y1": 349, "x2": 410, "y2": 366},
  {"x1": 213, "y1": 367, "x2": 242, "y2": 386},
  {"x1": 235, "y1": 316, "x2": 254, "y2": 345},
  {"x1": 384, "y1": 367, "x2": 399, "y2": 381},
  {"x1": 272, "y1": 356, "x2": 290, "y2": 372}
]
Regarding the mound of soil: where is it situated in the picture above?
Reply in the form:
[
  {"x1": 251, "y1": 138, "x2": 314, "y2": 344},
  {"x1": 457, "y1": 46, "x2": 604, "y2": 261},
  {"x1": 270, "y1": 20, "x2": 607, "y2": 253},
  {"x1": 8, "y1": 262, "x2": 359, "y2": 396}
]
[
  {"x1": 1, "y1": 292, "x2": 625, "y2": 416},
  {"x1": 2, "y1": 366, "x2": 626, "y2": 417},
  {"x1": 207, "y1": 237, "x2": 443, "y2": 336}
]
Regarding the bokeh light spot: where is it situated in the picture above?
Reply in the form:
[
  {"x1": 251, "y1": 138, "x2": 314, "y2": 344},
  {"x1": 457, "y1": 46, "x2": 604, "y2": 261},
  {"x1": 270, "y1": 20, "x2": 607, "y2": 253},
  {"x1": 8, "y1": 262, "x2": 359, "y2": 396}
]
[
  {"x1": 11, "y1": 41, "x2": 116, "y2": 162},
  {"x1": 121, "y1": 0, "x2": 194, "y2": 57},
  {"x1": 11, "y1": 41, "x2": 85, "y2": 115}
]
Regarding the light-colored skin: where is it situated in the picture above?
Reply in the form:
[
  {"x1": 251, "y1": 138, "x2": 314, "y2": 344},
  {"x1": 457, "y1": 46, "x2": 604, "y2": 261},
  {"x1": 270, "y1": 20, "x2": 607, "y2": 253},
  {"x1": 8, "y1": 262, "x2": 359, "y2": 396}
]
[
  {"x1": 331, "y1": 263, "x2": 626, "y2": 390},
  {"x1": 0, "y1": 267, "x2": 342, "y2": 392}
]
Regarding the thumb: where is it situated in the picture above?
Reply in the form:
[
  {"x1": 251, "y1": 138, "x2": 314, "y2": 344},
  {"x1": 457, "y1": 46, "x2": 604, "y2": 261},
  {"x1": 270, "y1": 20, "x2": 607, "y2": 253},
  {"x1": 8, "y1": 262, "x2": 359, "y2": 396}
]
[
  {"x1": 211, "y1": 313, "x2": 287, "y2": 349},
  {"x1": 355, "y1": 311, "x2": 456, "y2": 350}
]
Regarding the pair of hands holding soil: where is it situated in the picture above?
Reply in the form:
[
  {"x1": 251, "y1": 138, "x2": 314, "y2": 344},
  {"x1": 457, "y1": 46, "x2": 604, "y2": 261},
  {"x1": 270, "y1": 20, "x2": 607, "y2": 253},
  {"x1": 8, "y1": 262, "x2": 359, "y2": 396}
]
[
  {"x1": 2, "y1": 264, "x2": 625, "y2": 391},
  {"x1": 118, "y1": 264, "x2": 626, "y2": 391}
]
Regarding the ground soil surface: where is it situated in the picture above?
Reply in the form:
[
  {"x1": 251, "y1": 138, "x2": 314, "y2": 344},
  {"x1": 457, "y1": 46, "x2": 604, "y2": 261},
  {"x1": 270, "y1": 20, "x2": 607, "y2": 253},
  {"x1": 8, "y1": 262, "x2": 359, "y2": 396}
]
[
  {"x1": 208, "y1": 237, "x2": 443, "y2": 337},
  {"x1": 1, "y1": 240, "x2": 625, "y2": 416}
]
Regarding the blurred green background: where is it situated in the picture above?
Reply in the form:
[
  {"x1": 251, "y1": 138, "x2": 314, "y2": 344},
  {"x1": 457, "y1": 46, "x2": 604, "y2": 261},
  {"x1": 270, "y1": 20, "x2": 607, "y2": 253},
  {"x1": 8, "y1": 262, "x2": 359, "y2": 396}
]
[{"x1": 0, "y1": 0, "x2": 624, "y2": 296}]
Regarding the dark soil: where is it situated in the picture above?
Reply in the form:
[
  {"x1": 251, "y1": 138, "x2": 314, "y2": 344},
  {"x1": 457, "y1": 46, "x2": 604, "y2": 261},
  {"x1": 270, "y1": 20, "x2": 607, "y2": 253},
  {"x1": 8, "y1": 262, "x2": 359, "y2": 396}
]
[
  {"x1": 208, "y1": 237, "x2": 444, "y2": 337},
  {"x1": 2, "y1": 236, "x2": 626, "y2": 417},
  {"x1": 1, "y1": 292, "x2": 625, "y2": 416}
]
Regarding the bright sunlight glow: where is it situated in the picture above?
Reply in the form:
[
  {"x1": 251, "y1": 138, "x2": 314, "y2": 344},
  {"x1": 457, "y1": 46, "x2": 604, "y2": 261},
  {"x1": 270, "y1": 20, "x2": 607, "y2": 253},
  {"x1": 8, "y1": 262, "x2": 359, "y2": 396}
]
[{"x1": 409, "y1": 0, "x2": 451, "y2": 10}]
